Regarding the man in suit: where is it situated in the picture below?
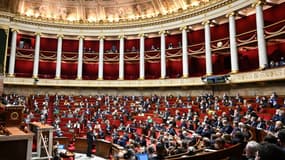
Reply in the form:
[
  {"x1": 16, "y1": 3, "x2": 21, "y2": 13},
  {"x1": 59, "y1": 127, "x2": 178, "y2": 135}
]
[{"x1": 86, "y1": 127, "x2": 94, "y2": 157}]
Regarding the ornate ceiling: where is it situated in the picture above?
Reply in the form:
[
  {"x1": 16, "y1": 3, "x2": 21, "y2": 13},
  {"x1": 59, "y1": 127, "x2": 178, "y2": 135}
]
[{"x1": 14, "y1": 0, "x2": 215, "y2": 23}]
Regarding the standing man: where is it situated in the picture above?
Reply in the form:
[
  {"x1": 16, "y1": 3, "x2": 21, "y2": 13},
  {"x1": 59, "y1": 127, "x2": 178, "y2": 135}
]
[{"x1": 86, "y1": 127, "x2": 94, "y2": 157}]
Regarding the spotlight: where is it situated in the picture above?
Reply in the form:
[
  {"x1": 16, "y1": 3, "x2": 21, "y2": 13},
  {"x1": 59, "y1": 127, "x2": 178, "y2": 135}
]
[{"x1": 34, "y1": 78, "x2": 39, "y2": 84}]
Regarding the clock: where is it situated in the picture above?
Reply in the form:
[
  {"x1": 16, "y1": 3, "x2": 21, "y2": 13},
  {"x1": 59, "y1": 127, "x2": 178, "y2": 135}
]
[
  {"x1": 4, "y1": 105, "x2": 24, "y2": 126},
  {"x1": 10, "y1": 111, "x2": 19, "y2": 120}
]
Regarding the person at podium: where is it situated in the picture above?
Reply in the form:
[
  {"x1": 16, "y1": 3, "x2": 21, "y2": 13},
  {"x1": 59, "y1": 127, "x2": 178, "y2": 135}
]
[{"x1": 86, "y1": 127, "x2": 95, "y2": 157}]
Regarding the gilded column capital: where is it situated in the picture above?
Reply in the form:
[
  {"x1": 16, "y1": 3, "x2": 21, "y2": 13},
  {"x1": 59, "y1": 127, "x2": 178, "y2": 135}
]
[
  {"x1": 158, "y1": 30, "x2": 168, "y2": 35},
  {"x1": 98, "y1": 35, "x2": 105, "y2": 40},
  {"x1": 11, "y1": 28, "x2": 19, "y2": 33},
  {"x1": 118, "y1": 35, "x2": 125, "y2": 39},
  {"x1": 34, "y1": 32, "x2": 42, "y2": 36},
  {"x1": 202, "y1": 20, "x2": 210, "y2": 25},
  {"x1": 226, "y1": 11, "x2": 236, "y2": 18},
  {"x1": 138, "y1": 33, "x2": 146, "y2": 37},
  {"x1": 56, "y1": 34, "x2": 64, "y2": 38},
  {"x1": 77, "y1": 35, "x2": 85, "y2": 39},
  {"x1": 252, "y1": 0, "x2": 266, "y2": 8},
  {"x1": 179, "y1": 26, "x2": 188, "y2": 31}
]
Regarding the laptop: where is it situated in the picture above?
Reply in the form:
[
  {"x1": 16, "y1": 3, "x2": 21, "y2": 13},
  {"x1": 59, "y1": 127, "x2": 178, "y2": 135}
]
[
  {"x1": 135, "y1": 153, "x2": 148, "y2": 160},
  {"x1": 57, "y1": 144, "x2": 66, "y2": 153}
]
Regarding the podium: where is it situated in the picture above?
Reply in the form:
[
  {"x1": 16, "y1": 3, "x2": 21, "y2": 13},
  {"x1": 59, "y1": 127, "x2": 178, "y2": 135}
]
[
  {"x1": 30, "y1": 122, "x2": 54, "y2": 160},
  {"x1": 0, "y1": 104, "x2": 34, "y2": 160},
  {"x1": 95, "y1": 139, "x2": 112, "y2": 158},
  {"x1": 0, "y1": 127, "x2": 34, "y2": 160},
  {"x1": 0, "y1": 104, "x2": 24, "y2": 126}
]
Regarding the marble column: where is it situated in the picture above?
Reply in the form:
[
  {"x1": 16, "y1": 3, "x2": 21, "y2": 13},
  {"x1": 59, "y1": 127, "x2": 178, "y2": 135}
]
[
  {"x1": 98, "y1": 36, "x2": 104, "y2": 80},
  {"x1": 77, "y1": 36, "x2": 84, "y2": 80},
  {"x1": 139, "y1": 33, "x2": 145, "y2": 80},
  {"x1": 227, "y1": 12, "x2": 239, "y2": 73},
  {"x1": 119, "y1": 35, "x2": 125, "y2": 80},
  {"x1": 160, "y1": 31, "x2": 166, "y2": 79},
  {"x1": 33, "y1": 32, "x2": 41, "y2": 78},
  {"x1": 203, "y1": 20, "x2": 213, "y2": 76},
  {"x1": 55, "y1": 34, "x2": 63, "y2": 79},
  {"x1": 181, "y1": 26, "x2": 189, "y2": 78},
  {"x1": 254, "y1": 0, "x2": 268, "y2": 69},
  {"x1": 8, "y1": 29, "x2": 18, "y2": 77}
]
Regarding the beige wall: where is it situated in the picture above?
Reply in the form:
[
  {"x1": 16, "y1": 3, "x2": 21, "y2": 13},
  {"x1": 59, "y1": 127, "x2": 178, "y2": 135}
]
[{"x1": 4, "y1": 81, "x2": 285, "y2": 97}]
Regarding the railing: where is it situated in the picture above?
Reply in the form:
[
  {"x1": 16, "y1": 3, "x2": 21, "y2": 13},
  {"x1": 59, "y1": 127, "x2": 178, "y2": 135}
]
[
  {"x1": 8, "y1": 18, "x2": 285, "y2": 63},
  {"x1": 3, "y1": 66, "x2": 285, "y2": 87}
]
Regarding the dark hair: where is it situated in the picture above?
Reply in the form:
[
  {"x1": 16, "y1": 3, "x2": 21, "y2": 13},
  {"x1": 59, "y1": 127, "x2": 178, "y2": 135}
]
[
  {"x1": 257, "y1": 142, "x2": 285, "y2": 160},
  {"x1": 277, "y1": 129, "x2": 285, "y2": 144},
  {"x1": 263, "y1": 134, "x2": 278, "y2": 145},
  {"x1": 156, "y1": 142, "x2": 167, "y2": 157}
]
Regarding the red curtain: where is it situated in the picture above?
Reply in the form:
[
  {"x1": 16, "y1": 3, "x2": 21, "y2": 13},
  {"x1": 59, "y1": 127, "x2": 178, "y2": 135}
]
[
  {"x1": 104, "y1": 40, "x2": 119, "y2": 53},
  {"x1": 145, "y1": 37, "x2": 160, "y2": 51},
  {"x1": 267, "y1": 43, "x2": 279, "y2": 61},
  {"x1": 62, "y1": 39, "x2": 79, "y2": 52},
  {"x1": 278, "y1": 42, "x2": 285, "y2": 57},
  {"x1": 189, "y1": 57, "x2": 205, "y2": 76},
  {"x1": 83, "y1": 62, "x2": 98, "y2": 80},
  {"x1": 103, "y1": 62, "x2": 119, "y2": 80},
  {"x1": 212, "y1": 54, "x2": 229, "y2": 75},
  {"x1": 187, "y1": 29, "x2": 204, "y2": 45},
  {"x1": 38, "y1": 60, "x2": 56, "y2": 78},
  {"x1": 84, "y1": 40, "x2": 99, "y2": 53},
  {"x1": 15, "y1": 59, "x2": 33, "y2": 77},
  {"x1": 61, "y1": 61, "x2": 77, "y2": 79},
  {"x1": 236, "y1": 14, "x2": 256, "y2": 34},
  {"x1": 40, "y1": 37, "x2": 57, "y2": 51},
  {"x1": 125, "y1": 39, "x2": 139, "y2": 52},
  {"x1": 238, "y1": 48, "x2": 259, "y2": 71},
  {"x1": 124, "y1": 61, "x2": 139, "y2": 80},
  {"x1": 166, "y1": 34, "x2": 182, "y2": 48},
  {"x1": 264, "y1": 2, "x2": 285, "y2": 24},
  {"x1": 166, "y1": 58, "x2": 182, "y2": 78},
  {"x1": 39, "y1": 60, "x2": 56, "y2": 78},
  {"x1": 145, "y1": 60, "x2": 160, "y2": 79},
  {"x1": 210, "y1": 23, "x2": 229, "y2": 41}
]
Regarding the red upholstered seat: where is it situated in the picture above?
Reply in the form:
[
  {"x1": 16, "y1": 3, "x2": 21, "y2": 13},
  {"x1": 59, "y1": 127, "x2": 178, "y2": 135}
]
[
  {"x1": 111, "y1": 119, "x2": 121, "y2": 128},
  {"x1": 136, "y1": 127, "x2": 143, "y2": 135},
  {"x1": 67, "y1": 145, "x2": 75, "y2": 152},
  {"x1": 257, "y1": 113, "x2": 272, "y2": 121}
]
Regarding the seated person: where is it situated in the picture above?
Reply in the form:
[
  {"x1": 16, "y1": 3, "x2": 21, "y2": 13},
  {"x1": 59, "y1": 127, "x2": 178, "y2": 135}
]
[
  {"x1": 168, "y1": 43, "x2": 173, "y2": 49},
  {"x1": 131, "y1": 46, "x2": 136, "y2": 52},
  {"x1": 244, "y1": 140, "x2": 259, "y2": 160},
  {"x1": 256, "y1": 142, "x2": 285, "y2": 160}
]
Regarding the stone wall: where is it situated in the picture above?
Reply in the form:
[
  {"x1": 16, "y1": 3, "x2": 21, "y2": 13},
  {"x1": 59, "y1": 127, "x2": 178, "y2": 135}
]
[{"x1": 3, "y1": 81, "x2": 285, "y2": 97}]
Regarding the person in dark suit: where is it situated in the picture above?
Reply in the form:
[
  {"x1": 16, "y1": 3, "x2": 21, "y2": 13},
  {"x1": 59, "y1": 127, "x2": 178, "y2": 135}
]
[{"x1": 86, "y1": 127, "x2": 94, "y2": 157}]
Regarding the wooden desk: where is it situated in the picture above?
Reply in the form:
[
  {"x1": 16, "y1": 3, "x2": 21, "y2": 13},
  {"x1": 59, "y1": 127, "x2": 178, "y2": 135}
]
[
  {"x1": 30, "y1": 122, "x2": 54, "y2": 159},
  {"x1": 95, "y1": 139, "x2": 112, "y2": 158},
  {"x1": 74, "y1": 137, "x2": 88, "y2": 153},
  {"x1": 0, "y1": 127, "x2": 34, "y2": 160},
  {"x1": 112, "y1": 143, "x2": 127, "y2": 160}
]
